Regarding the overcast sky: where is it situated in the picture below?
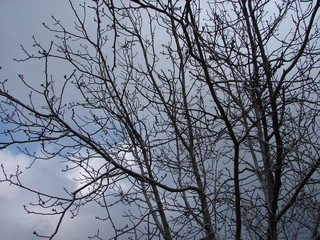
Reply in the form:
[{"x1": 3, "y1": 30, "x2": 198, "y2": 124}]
[{"x1": 0, "y1": 1, "x2": 113, "y2": 239}]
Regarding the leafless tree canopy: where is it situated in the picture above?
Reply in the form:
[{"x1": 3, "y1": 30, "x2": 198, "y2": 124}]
[{"x1": 1, "y1": 0, "x2": 320, "y2": 239}]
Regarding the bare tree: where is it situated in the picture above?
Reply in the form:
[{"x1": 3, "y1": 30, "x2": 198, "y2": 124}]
[{"x1": 1, "y1": 0, "x2": 320, "y2": 239}]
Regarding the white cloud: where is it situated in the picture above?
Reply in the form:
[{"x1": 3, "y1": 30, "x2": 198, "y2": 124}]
[
  {"x1": 0, "y1": 143, "x2": 141, "y2": 239},
  {"x1": 0, "y1": 149, "x2": 57, "y2": 240},
  {"x1": 0, "y1": 148, "x2": 113, "y2": 240}
]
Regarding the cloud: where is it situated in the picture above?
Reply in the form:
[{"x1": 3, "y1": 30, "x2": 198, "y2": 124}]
[
  {"x1": 0, "y1": 147, "x2": 116, "y2": 240},
  {"x1": 0, "y1": 149, "x2": 57, "y2": 240},
  {"x1": 0, "y1": 142, "x2": 142, "y2": 240}
]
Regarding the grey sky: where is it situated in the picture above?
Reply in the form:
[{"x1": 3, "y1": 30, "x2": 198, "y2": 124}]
[
  {"x1": 0, "y1": 1, "x2": 113, "y2": 239},
  {"x1": 1, "y1": 1, "x2": 319, "y2": 239}
]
